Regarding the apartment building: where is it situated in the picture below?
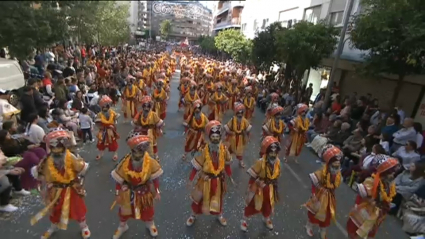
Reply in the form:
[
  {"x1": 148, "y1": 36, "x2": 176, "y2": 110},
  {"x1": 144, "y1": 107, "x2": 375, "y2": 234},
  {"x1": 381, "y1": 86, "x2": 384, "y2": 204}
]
[
  {"x1": 148, "y1": 1, "x2": 212, "y2": 42},
  {"x1": 212, "y1": 1, "x2": 244, "y2": 35}
]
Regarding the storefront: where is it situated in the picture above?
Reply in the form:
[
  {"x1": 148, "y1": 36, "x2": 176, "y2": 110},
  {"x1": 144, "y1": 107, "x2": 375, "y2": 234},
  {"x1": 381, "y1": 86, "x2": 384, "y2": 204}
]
[{"x1": 304, "y1": 67, "x2": 332, "y2": 101}]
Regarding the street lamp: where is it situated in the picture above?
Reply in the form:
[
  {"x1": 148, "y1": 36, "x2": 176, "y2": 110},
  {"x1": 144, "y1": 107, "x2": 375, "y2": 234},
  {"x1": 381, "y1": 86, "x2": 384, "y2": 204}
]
[{"x1": 323, "y1": 0, "x2": 355, "y2": 110}]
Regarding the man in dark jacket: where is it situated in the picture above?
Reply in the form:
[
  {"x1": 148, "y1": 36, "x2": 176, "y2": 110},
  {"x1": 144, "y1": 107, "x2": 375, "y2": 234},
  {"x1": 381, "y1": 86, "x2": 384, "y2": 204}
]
[
  {"x1": 20, "y1": 86, "x2": 37, "y2": 123},
  {"x1": 27, "y1": 78, "x2": 47, "y2": 108}
]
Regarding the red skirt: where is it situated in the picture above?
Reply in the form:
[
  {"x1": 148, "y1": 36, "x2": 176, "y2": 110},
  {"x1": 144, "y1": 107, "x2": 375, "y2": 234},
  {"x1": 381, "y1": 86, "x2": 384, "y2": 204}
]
[
  {"x1": 50, "y1": 188, "x2": 87, "y2": 224},
  {"x1": 191, "y1": 178, "x2": 223, "y2": 215},
  {"x1": 244, "y1": 185, "x2": 273, "y2": 218},
  {"x1": 346, "y1": 218, "x2": 378, "y2": 238}
]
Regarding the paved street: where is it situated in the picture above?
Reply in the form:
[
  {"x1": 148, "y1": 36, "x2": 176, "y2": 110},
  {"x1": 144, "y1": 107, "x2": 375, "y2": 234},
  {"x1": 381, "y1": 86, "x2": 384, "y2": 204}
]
[{"x1": 0, "y1": 71, "x2": 409, "y2": 239}]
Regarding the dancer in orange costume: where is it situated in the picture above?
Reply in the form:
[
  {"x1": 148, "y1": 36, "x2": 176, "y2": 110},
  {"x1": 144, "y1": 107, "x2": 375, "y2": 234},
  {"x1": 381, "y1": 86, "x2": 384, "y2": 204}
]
[
  {"x1": 178, "y1": 76, "x2": 190, "y2": 111},
  {"x1": 227, "y1": 78, "x2": 240, "y2": 112},
  {"x1": 136, "y1": 72, "x2": 147, "y2": 96},
  {"x1": 183, "y1": 80, "x2": 200, "y2": 121},
  {"x1": 286, "y1": 103, "x2": 309, "y2": 163},
  {"x1": 181, "y1": 99, "x2": 209, "y2": 161},
  {"x1": 122, "y1": 77, "x2": 139, "y2": 122},
  {"x1": 111, "y1": 134, "x2": 163, "y2": 238},
  {"x1": 30, "y1": 128, "x2": 90, "y2": 239},
  {"x1": 264, "y1": 93, "x2": 280, "y2": 123},
  {"x1": 240, "y1": 136, "x2": 281, "y2": 232},
  {"x1": 132, "y1": 96, "x2": 164, "y2": 160},
  {"x1": 203, "y1": 74, "x2": 214, "y2": 105},
  {"x1": 242, "y1": 86, "x2": 256, "y2": 121},
  {"x1": 305, "y1": 145, "x2": 343, "y2": 239},
  {"x1": 346, "y1": 158, "x2": 399, "y2": 239},
  {"x1": 95, "y1": 95, "x2": 120, "y2": 161},
  {"x1": 208, "y1": 83, "x2": 228, "y2": 122},
  {"x1": 186, "y1": 120, "x2": 233, "y2": 227},
  {"x1": 152, "y1": 79, "x2": 168, "y2": 120},
  {"x1": 224, "y1": 102, "x2": 252, "y2": 168},
  {"x1": 262, "y1": 105, "x2": 286, "y2": 158}
]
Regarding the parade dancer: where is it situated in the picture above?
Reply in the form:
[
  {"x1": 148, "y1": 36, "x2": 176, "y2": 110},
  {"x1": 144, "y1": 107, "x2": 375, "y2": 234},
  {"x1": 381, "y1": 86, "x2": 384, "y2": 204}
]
[
  {"x1": 264, "y1": 93, "x2": 280, "y2": 123},
  {"x1": 183, "y1": 80, "x2": 200, "y2": 121},
  {"x1": 111, "y1": 134, "x2": 163, "y2": 238},
  {"x1": 132, "y1": 96, "x2": 164, "y2": 160},
  {"x1": 224, "y1": 103, "x2": 252, "y2": 168},
  {"x1": 346, "y1": 158, "x2": 399, "y2": 239},
  {"x1": 262, "y1": 105, "x2": 286, "y2": 150},
  {"x1": 152, "y1": 78, "x2": 168, "y2": 120},
  {"x1": 182, "y1": 99, "x2": 209, "y2": 161},
  {"x1": 95, "y1": 95, "x2": 120, "y2": 161},
  {"x1": 137, "y1": 72, "x2": 147, "y2": 96},
  {"x1": 203, "y1": 74, "x2": 214, "y2": 105},
  {"x1": 286, "y1": 103, "x2": 309, "y2": 163},
  {"x1": 186, "y1": 120, "x2": 233, "y2": 227},
  {"x1": 122, "y1": 77, "x2": 139, "y2": 122},
  {"x1": 227, "y1": 78, "x2": 240, "y2": 112},
  {"x1": 178, "y1": 77, "x2": 190, "y2": 111},
  {"x1": 30, "y1": 129, "x2": 90, "y2": 239},
  {"x1": 243, "y1": 86, "x2": 256, "y2": 121},
  {"x1": 305, "y1": 145, "x2": 343, "y2": 239},
  {"x1": 208, "y1": 82, "x2": 228, "y2": 122},
  {"x1": 240, "y1": 136, "x2": 281, "y2": 232}
]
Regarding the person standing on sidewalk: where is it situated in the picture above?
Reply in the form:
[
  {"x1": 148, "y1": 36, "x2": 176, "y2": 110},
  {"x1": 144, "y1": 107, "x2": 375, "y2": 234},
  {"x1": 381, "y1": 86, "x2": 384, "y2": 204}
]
[{"x1": 79, "y1": 108, "x2": 93, "y2": 144}]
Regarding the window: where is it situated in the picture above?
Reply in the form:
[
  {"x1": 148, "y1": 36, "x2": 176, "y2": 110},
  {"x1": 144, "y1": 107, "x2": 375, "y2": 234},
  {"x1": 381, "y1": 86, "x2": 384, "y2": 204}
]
[
  {"x1": 253, "y1": 19, "x2": 258, "y2": 31},
  {"x1": 304, "y1": 6, "x2": 322, "y2": 24},
  {"x1": 261, "y1": 18, "x2": 269, "y2": 29},
  {"x1": 330, "y1": 11, "x2": 344, "y2": 26},
  {"x1": 241, "y1": 23, "x2": 247, "y2": 31}
]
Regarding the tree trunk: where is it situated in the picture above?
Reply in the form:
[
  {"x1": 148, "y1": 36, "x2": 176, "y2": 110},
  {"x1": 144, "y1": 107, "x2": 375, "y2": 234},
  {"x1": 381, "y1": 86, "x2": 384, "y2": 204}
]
[{"x1": 390, "y1": 74, "x2": 405, "y2": 109}]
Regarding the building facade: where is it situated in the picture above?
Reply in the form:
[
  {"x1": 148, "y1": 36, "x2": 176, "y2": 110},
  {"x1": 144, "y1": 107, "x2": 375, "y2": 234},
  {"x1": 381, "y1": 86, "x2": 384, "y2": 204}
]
[
  {"x1": 212, "y1": 1, "x2": 244, "y2": 35},
  {"x1": 146, "y1": 1, "x2": 212, "y2": 42}
]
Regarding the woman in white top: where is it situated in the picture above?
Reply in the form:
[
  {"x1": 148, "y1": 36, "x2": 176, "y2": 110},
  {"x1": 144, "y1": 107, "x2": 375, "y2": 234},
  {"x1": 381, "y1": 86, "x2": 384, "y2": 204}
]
[
  {"x1": 414, "y1": 122, "x2": 423, "y2": 150},
  {"x1": 25, "y1": 113, "x2": 45, "y2": 145},
  {"x1": 392, "y1": 140, "x2": 421, "y2": 170}
]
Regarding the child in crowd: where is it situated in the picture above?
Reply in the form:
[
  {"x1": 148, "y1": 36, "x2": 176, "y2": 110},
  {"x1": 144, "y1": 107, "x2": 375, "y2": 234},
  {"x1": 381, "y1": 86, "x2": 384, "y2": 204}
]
[{"x1": 79, "y1": 108, "x2": 94, "y2": 144}]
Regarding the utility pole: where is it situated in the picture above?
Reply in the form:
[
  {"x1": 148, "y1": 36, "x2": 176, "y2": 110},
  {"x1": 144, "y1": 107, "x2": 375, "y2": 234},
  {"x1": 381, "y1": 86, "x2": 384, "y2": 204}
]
[
  {"x1": 149, "y1": 1, "x2": 152, "y2": 42},
  {"x1": 323, "y1": 0, "x2": 355, "y2": 110}
]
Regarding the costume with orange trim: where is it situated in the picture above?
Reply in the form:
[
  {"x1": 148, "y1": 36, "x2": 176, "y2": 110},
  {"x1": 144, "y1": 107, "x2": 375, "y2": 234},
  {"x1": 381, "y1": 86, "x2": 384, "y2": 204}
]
[
  {"x1": 110, "y1": 134, "x2": 163, "y2": 238},
  {"x1": 243, "y1": 86, "x2": 256, "y2": 120},
  {"x1": 346, "y1": 158, "x2": 399, "y2": 239},
  {"x1": 227, "y1": 79, "x2": 240, "y2": 112},
  {"x1": 240, "y1": 136, "x2": 281, "y2": 232},
  {"x1": 186, "y1": 120, "x2": 233, "y2": 227},
  {"x1": 208, "y1": 83, "x2": 228, "y2": 122},
  {"x1": 224, "y1": 103, "x2": 252, "y2": 168},
  {"x1": 264, "y1": 93, "x2": 280, "y2": 123},
  {"x1": 262, "y1": 105, "x2": 286, "y2": 152},
  {"x1": 136, "y1": 71, "x2": 147, "y2": 96},
  {"x1": 30, "y1": 128, "x2": 90, "y2": 239},
  {"x1": 132, "y1": 96, "x2": 164, "y2": 160},
  {"x1": 122, "y1": 77, "x2": 140, "y2": 120},
  {"x1": 203, "y1": 75, "x2": 215, "y2": 105},
  {"x1": 183, "y1": 80, "x2": 200, "y2": 121},
  {"x1": 95, "y1": 95, "x2": 120, "y2": 160},
  {"x1": 152, "y1": 79, "x2": 168, "y2": 120},
  {"x1": 182, "y1": 100, "x2": 209, "y2": 160},
  {"x1": 178, "y1": 76, "x2": 190, "y2": 110},
  {"x1": 286, "y1": 104, "x2": 310, "y2": 161},
  {"x1": 305, "y1": 145, "x2": 343, "y2": 239},
  {"x1": 143, "y1": 63, "x2": 152, "y2": 88}
]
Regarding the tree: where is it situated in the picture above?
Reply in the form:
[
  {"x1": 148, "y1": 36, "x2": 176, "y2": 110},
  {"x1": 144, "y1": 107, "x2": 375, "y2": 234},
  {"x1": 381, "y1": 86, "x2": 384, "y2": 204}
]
[
  {"x1": 160, "y1": 20, "x2": 172, "y2": 40},
  {"x1": 251, "y1": 22, "x2": 286, "y2": 71},
  {"x1": 0, "y1": 1, "x2": 69, "y2": 60},
  {"x1": 276, "y1": 21, "x2": 338, "y2": 96},
  {"x1": 197, "y1": 35, "x2": 217, "y2": 54},
  {"x1": 350, "y1": 0, "x2": 425, "y2": 107},
  {"x1": 95, "y1": 1, "x2": 131, "y2": 45},
  {"x1": 214, "y1": 29, "x2": 252, "y2": 64}
]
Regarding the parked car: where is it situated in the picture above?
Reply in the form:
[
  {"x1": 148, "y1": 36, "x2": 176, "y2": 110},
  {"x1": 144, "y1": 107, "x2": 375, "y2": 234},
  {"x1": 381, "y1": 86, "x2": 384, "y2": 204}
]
[{"x1": 0, "y1": 58, "x2": 25, "y2": 106}]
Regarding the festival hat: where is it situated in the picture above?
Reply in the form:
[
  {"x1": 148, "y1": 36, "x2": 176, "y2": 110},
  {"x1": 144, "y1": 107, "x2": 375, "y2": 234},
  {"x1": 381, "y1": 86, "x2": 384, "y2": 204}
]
[
  {"x1": 234, "y1": 102, "x2": 245, "y2": 113},
  {"x1": 270, "y1": 105, "x2": 284, "y2": 116},
  {"x1": 205, "y1": 120, "x2": 222, "y2": 136},
  {"x1": 260, "y1": 136, "x2": 281, "y2": 155},
  {"x1": 127, "y1": 133, "x2": 150, "y2": 151},
  {"x1": 321, "y1": 145, "x2": 343, "y2": 164},
  {"x1": 297, "y1": 103, "x2": 309, "y2": 114},
  {"x1": 371, "y1": 158, "x2": 400, "y2": 199},
  {"x1": 99, "y1": 95, "x2": 113, "y2": 107}
]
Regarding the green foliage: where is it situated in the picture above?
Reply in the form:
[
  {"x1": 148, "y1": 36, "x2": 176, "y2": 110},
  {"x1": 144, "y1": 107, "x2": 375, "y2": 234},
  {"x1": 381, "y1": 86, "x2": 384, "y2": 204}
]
[
  {"x1": 0, "y1": 1, "x2": 130, "y2": 60},
  {"x1": 275, "y1": 21, "x2": 338, "y2": 80},
  {"x1": 350, "y1": 0, "x2": 425, "y2": 106},
  {"x1": 160, "y1": 20, "x2": 172, "y2": 40},
  {"x1": 214, "y1": 29, "x2": 252, "y2": 64},
  {"x1": 197, "y1": 35, "x2": 217, "y2": 54},
  {"x1": 0, "y1": 1, "x2": 69, "y2": 60},
  {"x1": 251, "y1": 22, "x2": 286, "y2": 71}
]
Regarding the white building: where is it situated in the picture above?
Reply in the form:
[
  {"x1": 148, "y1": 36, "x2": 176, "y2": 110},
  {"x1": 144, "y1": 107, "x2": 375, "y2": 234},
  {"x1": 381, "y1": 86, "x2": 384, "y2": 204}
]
[
  {"x1": 241, "y1": 0, "x2": 425, "y2": 120},
  {"x1": 212, "y1": 1, "x2": 245, "y2": 35}
]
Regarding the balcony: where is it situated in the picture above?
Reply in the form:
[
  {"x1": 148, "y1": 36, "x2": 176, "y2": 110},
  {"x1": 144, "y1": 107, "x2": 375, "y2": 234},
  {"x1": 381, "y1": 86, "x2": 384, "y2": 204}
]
[
  {"x1": 213, "y1": 17, "x2": 241, "y2": 31},
  {"x1": 216, "y1": 1, "x2": 231, "y2": 16}
]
